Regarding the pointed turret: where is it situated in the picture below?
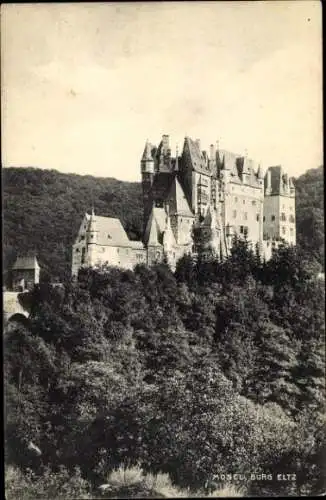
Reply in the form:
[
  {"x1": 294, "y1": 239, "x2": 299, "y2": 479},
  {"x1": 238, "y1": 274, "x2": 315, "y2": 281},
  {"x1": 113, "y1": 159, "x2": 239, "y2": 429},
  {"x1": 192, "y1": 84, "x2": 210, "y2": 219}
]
[
  {"x1": 141, "y1": 140, "x2": 154, "y2": 173},
  {"x1": 257, "y1": 163, "x2": 264, "y2": 179}
]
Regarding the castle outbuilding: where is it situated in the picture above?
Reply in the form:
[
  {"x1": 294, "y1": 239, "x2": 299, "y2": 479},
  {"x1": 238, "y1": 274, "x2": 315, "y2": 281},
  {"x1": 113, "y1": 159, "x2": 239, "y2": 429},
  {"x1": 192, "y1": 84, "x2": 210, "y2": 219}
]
[
  {"x1": 11, "y1": 255, "x2": 40, "y2": 291},
  {"x1": 72, "y1": 134, "x2": 296, "y2": 275}
]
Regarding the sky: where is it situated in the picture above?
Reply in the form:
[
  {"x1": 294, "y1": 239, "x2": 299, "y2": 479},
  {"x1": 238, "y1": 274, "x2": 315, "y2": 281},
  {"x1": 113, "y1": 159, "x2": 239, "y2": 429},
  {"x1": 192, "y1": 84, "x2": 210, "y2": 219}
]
[{"x1": 1, "y1": 1, "x2": 323, "y2": 181}]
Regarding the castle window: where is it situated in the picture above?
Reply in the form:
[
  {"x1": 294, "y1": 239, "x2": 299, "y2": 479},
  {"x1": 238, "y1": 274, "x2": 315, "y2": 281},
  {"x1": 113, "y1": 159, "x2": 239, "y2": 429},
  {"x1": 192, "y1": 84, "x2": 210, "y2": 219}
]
[
  {"x1": 263, "y1": 216, "x2": 265, "y2": 222},
  {"x1": 235, "y1": 197, "x2": 238, "y2": 203},
  {"x1": 117, "y1": 248, "x2": 119, "y2": 253},
  {"x1": 81, "y1": 247, "x2": 86, "y2": 264},
  {"x1": 244, "y1": 212, "x2": 248, "y2": 220},
  {"x1": 80, "y1": 235, "x2": 85, "y2": 241},
  {"x1": 107, "y1": 234, "x2": 112, "y2": 239},
  {"x1": 243, "y1": 199, "x2": 246, "y2": 204},
  {"x1": 256, "y1": 214, "x2": 260, "y2": 221},
  {"x1": 233, "y1": 210, "x2": 237, "y2": 218},
  {"x1": 271, "y1": 215, "x2": 275, "y2": 221},
  {"x1": 290, "y1": 228, "x2": 294, "y2": 235},
  {"x1": 290, "y1": 214, "x2": 295, "y2": 223},
  {"x1": 282, "y1": 226, "x2": 286, "y2": 235},
  {"x1": 252, "y1": 200, "x2": 256, "y2": 206},
  {"x1": 281, "y1": 213, "x2": 286, "y2": 221}
]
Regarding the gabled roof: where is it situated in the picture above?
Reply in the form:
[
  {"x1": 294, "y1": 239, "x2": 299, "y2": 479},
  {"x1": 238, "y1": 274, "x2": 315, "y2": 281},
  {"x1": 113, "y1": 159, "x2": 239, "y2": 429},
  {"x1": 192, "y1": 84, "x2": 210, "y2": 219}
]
[
  {"x1": 183, "y1": 137, "x2": 211, "y2": 175},
  {"x1": 12, "y1": 256, "x2": 39, "y2": 270},
  {"x1": 265, "y1": 165, "x2": 294, "y2": 195},
  {"x1": 167, "y1": 177, "x2": 194, "y2": 217},
  {"x1": 162, "y1": 215, "x2": 176, "y2": 249},
  {"x1": 88, "y1": 215, "x2": 132, "y2": 247},
  {"x1": 217, "y1": 149, "x2": 238, "y2": 171},
  {"x1": 144, "y1": 207, "x2": 166, "y2": 246}
]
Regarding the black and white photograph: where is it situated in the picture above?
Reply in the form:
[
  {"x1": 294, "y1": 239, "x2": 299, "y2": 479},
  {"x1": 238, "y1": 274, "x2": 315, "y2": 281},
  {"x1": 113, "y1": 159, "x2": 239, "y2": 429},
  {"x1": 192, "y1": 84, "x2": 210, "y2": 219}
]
[{"x1": 2, "y1": 1, "x2": 325, "y2": 498}]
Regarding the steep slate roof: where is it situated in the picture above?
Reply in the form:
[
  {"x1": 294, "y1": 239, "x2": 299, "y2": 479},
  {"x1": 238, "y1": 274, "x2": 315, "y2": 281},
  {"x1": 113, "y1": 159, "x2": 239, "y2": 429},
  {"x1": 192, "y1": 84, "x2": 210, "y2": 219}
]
[
  {"x1": 167, "y1": 177, "x2": 194, "y2": 217},
  {"x1": 265, "y1": 166, "x2": 284, "y2": 195},
  {"x1": 89, "y1": 216, "x2": 132, "y2": 247},
  {"x1": 150, "y1": 172, "x2": 176, "y2": 201},
  {"x1": 12, "y1": 256, "x2": 39, "y2": 270},
  {"x1": 144, "y1": 207, "x2": 166, "y2": 246},
  {"x1": 183, "y1": 137, "x2": 211, "y2": 175}
]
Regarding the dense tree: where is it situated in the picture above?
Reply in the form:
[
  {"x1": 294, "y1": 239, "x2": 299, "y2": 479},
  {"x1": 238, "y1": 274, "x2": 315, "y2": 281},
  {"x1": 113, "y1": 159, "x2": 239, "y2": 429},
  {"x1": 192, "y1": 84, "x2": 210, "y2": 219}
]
[{"x1": 3, "y1": 238, "x2": 325, "y2": 497}]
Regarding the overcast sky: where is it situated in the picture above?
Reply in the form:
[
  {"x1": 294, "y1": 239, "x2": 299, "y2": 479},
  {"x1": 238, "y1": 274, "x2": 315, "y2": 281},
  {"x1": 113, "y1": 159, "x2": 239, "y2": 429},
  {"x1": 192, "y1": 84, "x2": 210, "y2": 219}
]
[{"x1": 1, "y1": 1, "x2": 323, "y2": 181}]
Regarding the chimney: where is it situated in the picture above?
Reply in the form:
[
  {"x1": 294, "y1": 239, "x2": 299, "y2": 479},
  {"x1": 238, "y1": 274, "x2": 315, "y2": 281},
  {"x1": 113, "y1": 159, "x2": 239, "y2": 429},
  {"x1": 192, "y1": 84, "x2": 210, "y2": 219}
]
[{"x1": 210, "y1": 144, "x2": 216, "y2": 160}]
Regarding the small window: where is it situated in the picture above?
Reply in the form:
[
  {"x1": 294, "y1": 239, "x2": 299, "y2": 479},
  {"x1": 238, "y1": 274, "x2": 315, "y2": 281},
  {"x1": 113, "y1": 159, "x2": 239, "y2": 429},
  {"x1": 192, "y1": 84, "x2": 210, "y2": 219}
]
[
  {"x1": 235, "y1": 197, "x2": 238, "y2": 203},
  {"x1": 263, "y1": 216, "x2": 265, "y2": 222},
  {"x1": 290, "y1": 228, "x2": 294, "y2": 235},
  {"x1": 107, "y1": 234, "x2": 111, "y2": 239},
  {"x1": 243, "y1": 199, "x2": 246, "y2": 205},
  {"x1": 256, "y1": 214, "x2": 260, "y2": 221},
  {"x1": 244, "y1": 212, "x2": 248, "y2": 220},
  {"x1": 281, "y1": 212, "x2": 286, "y2": 221},
  {"x1": 117, "y1": 248, "x2": 119, "y2": 253},
  {"x1": 271, "y1": 215, "x2": 275, "y2": 221},
  {"x1": 80, "y1": 235, "x2": 85, "y2": 241},
  {"x1": 290, "y1": 214, "x2": 295, "y2": 223},
  {"x1": 252, "y1": 200, "x2": 256, "y2": 206},
  {"x1": 282, "y1": 226, "x2": 286, "y2": 235},
  {"x1": 75, "y1": 248, "x2": 80, "y2": 253},
  {"x1": 244, "y1": 226, "x2": 248, "y2": 237},
  {"x1": 81, "y1": 247, "x2": 86, "y2": 264},
  {"x1": 233, "y1": 210, "x2": 237, "y2": 218}
]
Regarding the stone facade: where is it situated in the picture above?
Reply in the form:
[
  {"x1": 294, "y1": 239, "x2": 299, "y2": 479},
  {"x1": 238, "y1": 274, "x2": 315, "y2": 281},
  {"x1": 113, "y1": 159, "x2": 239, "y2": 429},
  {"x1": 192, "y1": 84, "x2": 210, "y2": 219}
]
[
  {"x1": 11, "y1": 256, "x2": 40, "y2": 291},
  {"x1": 72, "y1": 134, "x2": 296, "y2": 276}
]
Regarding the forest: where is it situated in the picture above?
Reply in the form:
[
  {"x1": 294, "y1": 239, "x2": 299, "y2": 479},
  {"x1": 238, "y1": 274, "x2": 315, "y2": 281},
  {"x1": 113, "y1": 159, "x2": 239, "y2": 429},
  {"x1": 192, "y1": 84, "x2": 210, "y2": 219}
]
[
  {"x1": 4, "y1": 240, "x2": 325, "y2": 498},
  {"x1": 2, "y1": 165, "x2": 324, "y2": 283}
]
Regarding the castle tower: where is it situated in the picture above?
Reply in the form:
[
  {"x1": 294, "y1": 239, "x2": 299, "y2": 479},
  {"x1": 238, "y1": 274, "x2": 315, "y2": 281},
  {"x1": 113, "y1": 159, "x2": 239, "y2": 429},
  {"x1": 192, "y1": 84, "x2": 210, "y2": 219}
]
[
  {"x1": 263, "y1": 166, "x2": 296, "y2": 245},
  {"x1": 141, "y1": 140, "x2": 155, "y2": 229}
]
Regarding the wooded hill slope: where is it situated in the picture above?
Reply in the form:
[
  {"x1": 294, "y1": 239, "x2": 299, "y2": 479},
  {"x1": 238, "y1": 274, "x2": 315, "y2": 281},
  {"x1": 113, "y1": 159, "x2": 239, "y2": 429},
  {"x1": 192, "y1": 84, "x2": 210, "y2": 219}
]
[
  {"x1": 3, "y1": 165, "x2": 324, "y2": 280},
  {"x1": 3, "y1": 168, "x2": 143, "y2": 281}
]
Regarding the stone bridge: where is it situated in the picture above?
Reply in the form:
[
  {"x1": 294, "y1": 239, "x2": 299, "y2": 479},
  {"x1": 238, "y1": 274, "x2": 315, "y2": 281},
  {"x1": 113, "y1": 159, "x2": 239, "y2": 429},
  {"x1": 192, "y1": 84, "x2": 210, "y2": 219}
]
[{"x1": 3, "y1": 291, "x2": 31, "y2": 323}]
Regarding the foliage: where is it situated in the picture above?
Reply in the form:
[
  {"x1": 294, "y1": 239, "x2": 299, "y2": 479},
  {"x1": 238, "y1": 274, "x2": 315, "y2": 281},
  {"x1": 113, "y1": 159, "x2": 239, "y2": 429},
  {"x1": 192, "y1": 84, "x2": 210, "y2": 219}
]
[
  {"x1": 3, "y1": 167, "x2": 143, "y2": 282},
  {"x1": 3, "y1": 239, "x2": 325, "y2": 497},
  {"x1": 295, "y1": 165, "x2": 324, "y2": 269}
]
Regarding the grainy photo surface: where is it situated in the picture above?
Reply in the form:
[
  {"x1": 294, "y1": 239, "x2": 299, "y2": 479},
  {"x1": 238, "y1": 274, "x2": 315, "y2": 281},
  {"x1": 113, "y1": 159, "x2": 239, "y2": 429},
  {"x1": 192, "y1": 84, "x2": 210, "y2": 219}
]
[{"x1": 2, "y1": 1, "x2": 325, "y2": 498}]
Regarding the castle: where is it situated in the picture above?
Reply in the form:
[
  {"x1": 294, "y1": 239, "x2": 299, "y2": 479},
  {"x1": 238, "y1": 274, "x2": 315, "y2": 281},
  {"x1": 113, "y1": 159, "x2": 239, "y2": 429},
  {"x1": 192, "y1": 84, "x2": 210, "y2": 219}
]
[{"x1": 71, "y1": 135, "x2": 296, "y2": 277}]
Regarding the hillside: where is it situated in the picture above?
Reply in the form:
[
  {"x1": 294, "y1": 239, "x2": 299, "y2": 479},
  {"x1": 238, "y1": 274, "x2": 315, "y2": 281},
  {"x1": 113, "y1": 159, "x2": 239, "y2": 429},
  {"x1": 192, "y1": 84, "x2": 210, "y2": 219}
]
[
  {"x1": 295, "y1": 166, "x2": 324, "y2": 268},
  {"x1": 3, "y1": 167, "x2": 143, "y2": 281},
  {"x1": 3, "y1": 165, "x2": 324, "y2": 281}
]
